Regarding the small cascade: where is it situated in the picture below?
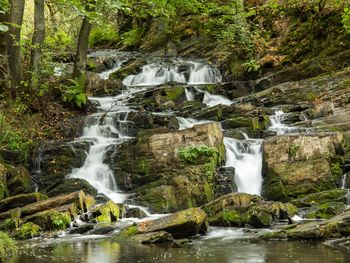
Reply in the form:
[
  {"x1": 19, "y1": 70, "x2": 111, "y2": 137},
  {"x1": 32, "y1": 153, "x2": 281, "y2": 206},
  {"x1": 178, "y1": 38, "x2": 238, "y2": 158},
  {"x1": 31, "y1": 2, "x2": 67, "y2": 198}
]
[
  {"x1": 68, "y1": 91, "x2": 140, "y2": 203},
  {"x1": 176, "y1": 117, "x2": 212, "y2": 130},
  {"x1": 188, "y1": 63, "x2": 222, "y2": 85},
  {"x1": 98, "y1": 61, "x2": 123, "y2": 80},
  {"x1": 185, "y1": 88, "x2": 195, "y2": 101},
  {"x1": 202, "y1": 91, "x2": 232, "y2": 107},
  {"x1": 123, "y1": 59, "x2": 222, "y2": 87},
  {"x1": 341, "y1": 173, "x2": 348, "y2": 189},
  {"x1": 224, "y1": 137, "x2": 263, "y2": 195},
  {"x1": 268, "y1": 110, "x2": 298, "y2": 135}
]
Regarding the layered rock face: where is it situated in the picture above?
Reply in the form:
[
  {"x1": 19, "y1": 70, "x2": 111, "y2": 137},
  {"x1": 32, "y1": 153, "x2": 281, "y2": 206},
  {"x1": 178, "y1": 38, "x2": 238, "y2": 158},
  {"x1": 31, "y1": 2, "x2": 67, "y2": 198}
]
[
  {"x1": 112, "y1": 122, "x2": 225, "y2": 213},
  {"x1": 262, "y1": 133, "x2": 344, "y2": 201}
]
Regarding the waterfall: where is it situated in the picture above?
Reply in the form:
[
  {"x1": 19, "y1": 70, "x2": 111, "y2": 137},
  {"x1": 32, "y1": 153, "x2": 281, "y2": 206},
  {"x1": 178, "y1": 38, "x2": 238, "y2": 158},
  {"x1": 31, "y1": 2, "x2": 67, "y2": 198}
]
[
  {"x1": 67, "y1": 89, "x2": 141, "y2": 203},
  {"x1": 185, "y1": 88, "x2": 195, "y2": 101},
  {"x1": 202, "y1": 91, "x2": 232, "y2": 107},
  {"x1": 98, "y1": 61, "x2": 123, "y2": 80},
  {"x1": 341, "y1": 173, "x2": 348, "y2": 189},
  {"x1": 176, "y1": 117, "x2": 212, "y2": 130},
  {"x1": 268, "y1": 110, "x2": 298, "y2": 135},
  {"x1": 224, "y1": 137, "x2": 263, "y2": 195},
  {"x1": 123, "y1": 59, "x2": 222, "y2": 87},
  {"x1": 188, "y1": 63, "x2": 222, "y2": 85}
]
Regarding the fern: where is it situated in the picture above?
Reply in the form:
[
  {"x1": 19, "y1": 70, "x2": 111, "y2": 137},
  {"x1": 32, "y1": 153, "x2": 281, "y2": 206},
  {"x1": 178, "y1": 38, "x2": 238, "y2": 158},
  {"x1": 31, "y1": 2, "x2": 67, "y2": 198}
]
[{"x1": 63, "y1": 75, "x2": 87, "y2": 108}]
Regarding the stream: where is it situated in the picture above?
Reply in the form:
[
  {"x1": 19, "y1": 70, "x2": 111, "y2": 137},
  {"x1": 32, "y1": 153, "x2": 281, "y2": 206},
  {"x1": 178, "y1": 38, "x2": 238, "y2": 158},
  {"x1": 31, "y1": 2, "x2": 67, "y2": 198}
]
[{"x1": 10, "y1": 51, "x2": 350, "y2": 262}]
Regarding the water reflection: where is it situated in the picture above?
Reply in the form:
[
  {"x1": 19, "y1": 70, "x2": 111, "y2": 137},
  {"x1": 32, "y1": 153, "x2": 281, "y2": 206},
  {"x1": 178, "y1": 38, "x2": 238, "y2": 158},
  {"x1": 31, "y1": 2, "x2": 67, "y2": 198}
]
[{"x1": 7, "y1": 232, "x2": 350, "y2": 263}]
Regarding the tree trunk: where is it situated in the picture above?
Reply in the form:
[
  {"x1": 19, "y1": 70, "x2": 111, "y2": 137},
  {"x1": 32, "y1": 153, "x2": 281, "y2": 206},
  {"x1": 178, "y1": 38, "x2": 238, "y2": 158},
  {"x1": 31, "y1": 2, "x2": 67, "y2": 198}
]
[
  {"x1": 6, "y1": 0, "x2": 25, "y2": 94},
  {"x1": 30, "y1": 0, "x2": 46, "y2": 81},
  {"x1": 72, "y1": 16, "x2": 92, "y2": 78},
  {"x1": 0, "y1": 191, "x2": 92, "y2": 220}
]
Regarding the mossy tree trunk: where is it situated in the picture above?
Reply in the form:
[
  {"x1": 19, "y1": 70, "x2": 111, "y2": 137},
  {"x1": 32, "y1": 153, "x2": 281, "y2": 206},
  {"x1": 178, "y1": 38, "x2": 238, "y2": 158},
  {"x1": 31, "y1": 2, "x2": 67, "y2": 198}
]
[
  {"x1": 6, "y1": 0, "x2": 25, "y2": 96},
  {"x1": 73, "y1": 0, "x2": 96, "y2": 79}
]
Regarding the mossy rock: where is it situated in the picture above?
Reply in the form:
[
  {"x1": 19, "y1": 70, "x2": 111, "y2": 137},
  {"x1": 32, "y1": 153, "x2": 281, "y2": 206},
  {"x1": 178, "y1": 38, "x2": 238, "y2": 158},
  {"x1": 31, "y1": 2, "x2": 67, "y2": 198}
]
[
  {"x1": 91, "y1": 201, "x2": 124, "y2": 224},
  {"x1": 290, "y1": 189, "x2": 348, "y2": 208},
  {"x1": 303, "y1": 202, "x2": 346, "y2": 219},
  {"x1": 130, "y1": 231, "x2": 174, "y2": 244},
  {"x1": 115, "y1": 208, "x2": 208, "y2": 240}
]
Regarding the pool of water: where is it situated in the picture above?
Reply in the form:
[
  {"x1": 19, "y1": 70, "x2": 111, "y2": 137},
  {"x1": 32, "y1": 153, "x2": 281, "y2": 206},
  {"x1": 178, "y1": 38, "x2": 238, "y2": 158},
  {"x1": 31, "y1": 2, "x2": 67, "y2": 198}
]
[{"x1": 6, "y1": 228, "x2": 350, "y2": 263}]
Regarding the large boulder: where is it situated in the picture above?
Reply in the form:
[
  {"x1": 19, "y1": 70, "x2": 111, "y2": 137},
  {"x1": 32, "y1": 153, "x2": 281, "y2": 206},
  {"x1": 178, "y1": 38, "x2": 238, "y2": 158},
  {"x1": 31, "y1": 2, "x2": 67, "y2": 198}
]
[
  {"x1": 0, "y1": 161, "x2": 31, "y2": 200},
  {"x1": 201, "y1": 193, "x2": 297, "y2": 228},
  {"x1": 112, "y1": 123, "x2": 225, "y2": 213},
  {"x1": 33, "y1": 141, "x2": 95, "y2": 197},
  {"x1": 114, "y1": 208, "x2": 208, "y2": 240},
  {"x1": 262, "y1": 133, "x2": 344, "y2": 201}
]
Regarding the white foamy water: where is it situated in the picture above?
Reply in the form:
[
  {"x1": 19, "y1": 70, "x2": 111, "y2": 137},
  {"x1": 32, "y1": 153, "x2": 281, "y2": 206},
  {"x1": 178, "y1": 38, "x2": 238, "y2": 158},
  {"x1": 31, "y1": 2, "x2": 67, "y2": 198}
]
[
  {"x1": 188, "y1": 63, "x2": 222, "y2": 85},
  {"x1": 224, "y1": 137, "x2": 263, "y2": 195},
  {"x1": 68, "y1": 89, "x2": 144, "y2": 203},
  {"x1": 123, "y1": 60, "x2": 222, "y2": 87},
  {"x1": 268, "y1": 110, "x2": 298, "y2": 135},
  {"x1": 202, "y1": 91, "x2": 232, "y2": 107},
  {"x1": 176, "y1": 117, "x2": 212, "y2": 130},
  {"x1": 98, "y1": 61, "x2": 123, "y2": 80},
  {"x1": 185, "y1": 88, "x2": 195, "y2": 101}
]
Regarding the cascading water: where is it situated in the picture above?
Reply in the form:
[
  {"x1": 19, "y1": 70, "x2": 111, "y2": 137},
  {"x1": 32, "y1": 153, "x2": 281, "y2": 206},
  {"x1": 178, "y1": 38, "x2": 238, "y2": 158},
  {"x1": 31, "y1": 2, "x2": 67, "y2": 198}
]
[
  {"x1": 185, "y1": 88, "x2": 195, "y2": 101},
  {"x1": 176, "y1": 116, "x2": 263, "y2": 196},
  {"x1": 67, "y1": 88, "x2": 144, "y2": 203},
  {"x1": 268, "y1": 110, "x2": 298, "y2": 135},
  {"x1": 123, "y1": 59, "x2": 222, "y2": 87},
  {"x1": 98, "y1": 61, "x2": 123, "y2": 80},
  {"x1": 188, "y1": 62, "x2": 222, "y2": 85},
  {"x1": 224, "y1": 137, "x2": 263, "y2": 195},
  {"x1": 176, "y1": 117, "x2": 212, "y2": 130},
  {"x1": 202, "y1": 91, "x2": 232, "y2": 107}
]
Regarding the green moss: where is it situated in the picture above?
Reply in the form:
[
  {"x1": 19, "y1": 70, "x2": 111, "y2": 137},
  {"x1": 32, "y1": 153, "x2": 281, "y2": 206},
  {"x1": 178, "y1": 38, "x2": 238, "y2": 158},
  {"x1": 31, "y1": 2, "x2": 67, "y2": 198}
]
[
  {"x1": 0, "y1": 231, "x2": 17, "y2": 260},
  {"x1": 114, "y1": 225, "x2": 139, "y2": 239},
  {"x1": 163, "y1": 87, "x2": 184, "y2": 101},
  {"x1": 222, "y1": 210, "x2": 242, "y2": 226},
  {"x1": 16, "y1": 222, "x2": 42, "y2": 239},
  {"x1": 96, "y1": 201, "x2": 120, "y2": 224},
  {"x1": 138, "y1": 159, "x2": 150, "y2": 176},
  {"x1": 204, "y1": 183, "x2": 214, "y2": 202},
  {"x1": 0, "y1": 182, "x2": 8, "y2": 200}
]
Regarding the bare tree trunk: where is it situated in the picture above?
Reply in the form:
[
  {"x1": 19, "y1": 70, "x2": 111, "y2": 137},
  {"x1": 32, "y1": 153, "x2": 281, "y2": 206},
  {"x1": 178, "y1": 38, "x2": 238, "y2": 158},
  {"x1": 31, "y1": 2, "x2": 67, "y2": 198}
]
[
  {"x1": 6, "y1": 0, "x2": 25, "y2": 95},
  {"x1": 30, "y1": 0, "x2": 46, "y2": 84},
  {"x1": 72, "y1": 16, "x2": 92, "y2": 78}
]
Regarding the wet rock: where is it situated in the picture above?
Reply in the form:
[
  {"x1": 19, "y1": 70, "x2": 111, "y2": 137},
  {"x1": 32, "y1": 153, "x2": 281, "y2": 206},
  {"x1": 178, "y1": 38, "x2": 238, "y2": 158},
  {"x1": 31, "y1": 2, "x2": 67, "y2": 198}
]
[
  {"x1": 0, "y1": 161, "x2": 31, "y2": 200},
  {"x1": 261, "y1": 210, "x2": 350, "y2": 240},
  {"x1": 114, "y1": 208, "x2": 208, "y2": 239},
  {"x1": 112, "y1": 123, "x2": 225, "y2": 213},
  {"x1": 262, "y1": 133, "x2": 344, "y2": 201},
  {"x1": 47, "y1": 178, "x2": 97, "y2": 198},
  {"x1": 87, "y1": 225, "x2": 116, "y2": 235},
  {"x1": 90, "y1": 201, "x2": 124, "y2": 224},
  {"x1": 124, "y1": 207, "x2": 147, "y2": 219},
  {"x1": 301, "y1": 201, "x2": 346, "y2": 219},
  {"x1": 69, "y1": 223, "x2": 95, "y2": 234},
  {"x1": 33, "y1": 141, "x2": 89, "y2": 197},
  {"x1": 213, "y1": 167, "x2": 237, "y2": 197},
  {"x1": 130, "y1": 231, "x2": 174, "y2": 244},
  {"x1": 201, "y1": 193, "x2": 298, "y2": 228},
  {"x1": 89, "y1": 79, "x2": 125, "y2": 97},
  {"x1": 290, "y1": 189, "x2": 349, "y2": 208}
]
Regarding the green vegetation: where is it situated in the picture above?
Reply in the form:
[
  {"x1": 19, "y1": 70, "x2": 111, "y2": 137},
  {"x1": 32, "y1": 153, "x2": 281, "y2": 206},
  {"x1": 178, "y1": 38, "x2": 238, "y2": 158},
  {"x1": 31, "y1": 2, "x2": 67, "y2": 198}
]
[
  {"x1": 288, "y1": 144, "x2": 300, "y2": 160},
  {"x1": 16, "y1": 222, "x2": 42, "y2": 239},
  {"x1": 50, "y1": 211, "x2": 72, "y2": 230},
  {"x1": 0, "y1": 231, "x2": 17, "y2": 260},
  {"x1": 178, "y1": 146, "x2": 218, "y2": 164},
  {"x1": 63, "y1": 76, "x2": 88, "y2": 108}
]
